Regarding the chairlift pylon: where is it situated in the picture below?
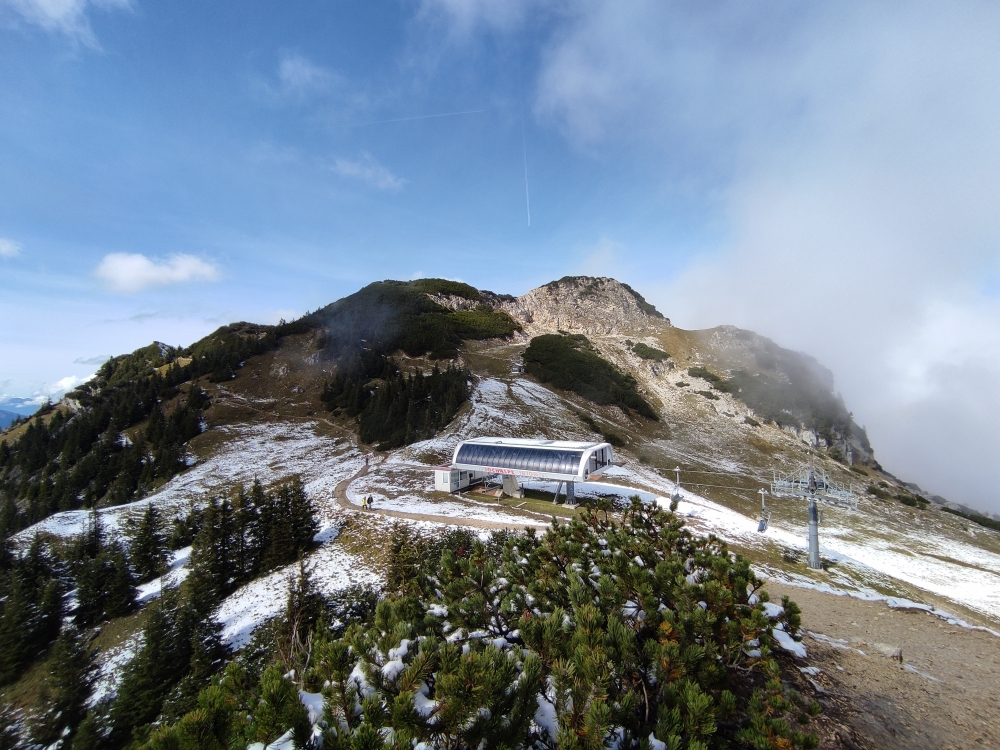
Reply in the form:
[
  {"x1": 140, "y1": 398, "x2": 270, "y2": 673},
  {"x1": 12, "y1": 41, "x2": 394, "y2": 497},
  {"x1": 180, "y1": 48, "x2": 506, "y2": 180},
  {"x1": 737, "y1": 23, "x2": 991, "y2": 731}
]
[{"x1": 766, "y1": 457, "x2": 860, "y2": 569}]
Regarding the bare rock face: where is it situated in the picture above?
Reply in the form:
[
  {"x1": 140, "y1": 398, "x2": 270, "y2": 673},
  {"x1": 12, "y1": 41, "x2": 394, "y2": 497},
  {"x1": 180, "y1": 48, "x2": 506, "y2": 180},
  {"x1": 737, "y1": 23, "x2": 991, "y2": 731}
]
[
  {"x1": 499, "y1": 276, "x2": 670, "y2": 336},
  {"x1": 426, "y1": 294, "x2": 479, "y2": 312}
]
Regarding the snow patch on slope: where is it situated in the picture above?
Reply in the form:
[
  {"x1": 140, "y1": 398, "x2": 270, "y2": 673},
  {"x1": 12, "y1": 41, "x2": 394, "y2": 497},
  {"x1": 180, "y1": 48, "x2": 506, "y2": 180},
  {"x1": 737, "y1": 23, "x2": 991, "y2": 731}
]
[
  {"x1": 14, "y1": 421, "x2": 363, "y2": 544},
  {"x1": 215, "y1": 543, "x2": 381, "y2": 648}
]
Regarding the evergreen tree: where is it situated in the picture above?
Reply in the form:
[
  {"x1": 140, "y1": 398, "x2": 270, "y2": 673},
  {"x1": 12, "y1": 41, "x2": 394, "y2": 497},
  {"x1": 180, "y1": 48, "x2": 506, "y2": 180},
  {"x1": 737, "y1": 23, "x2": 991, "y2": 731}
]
[
  {"x1": 247, "y1": 665, "x2": 312, "y2": 748},
  {"x1": 0, "y1": 704, "x2": 20, "y2": 750},
  {"x1": 231, "y1": 484, "x2": 260, "y2": 581},
  {"x1": 71, "y1": 712, "x2": 103, "y2": 750},
  {"x1": 272, "y1": 562, "x2": 325, "y2": 672},
  {"x1": 70, "y1": 509, "x2": 104, "y2": 566},
  {"x1": 129, "y1": 504, "x2": 169, "y2": 583},
  {"x1": 74, "y1": 542, "x2": 136, "y2": 627},
  {"x1": 0, "y1": 576, "x2": 34, "y2": 684},
  {"x1": 37, "y1": 577, "x2": 64, "y2": 648},
  {"x1": 138, "y1": 500, "x2": 818, "y2": 750},
  {"x1": 160, "y1": 603, "x2": 228, "y2": 721},
  {"x1": 0, "y1": 536, "x2": 62, "y2": 685},
  {"x1": 247, "y1": 479, "x2": 269, "y2": 574},
  {"x1": 111, "y1": 594, "x2": 229, "y2": 745},
  {"x1": 0, "y1": 498, "x2": 19, "y2": 541},
  {"x1": 260, "y1": 487, "x2": 293, "y2": 573},
  {"x1": 31, "y1": 626, "x2": 95, "y2": 746},
  {"x1": 286, "y1": 477, "x2": 318, "y2": 558},
  {"x1": 109, "y1": 603, "x2": 180, "y2": 744},
  {"x1": 105, "y1": 544, "x2": 138, "y2": 619},
  {"x1": 186, "y1": 497, "x2": 236, "y2": 607}
]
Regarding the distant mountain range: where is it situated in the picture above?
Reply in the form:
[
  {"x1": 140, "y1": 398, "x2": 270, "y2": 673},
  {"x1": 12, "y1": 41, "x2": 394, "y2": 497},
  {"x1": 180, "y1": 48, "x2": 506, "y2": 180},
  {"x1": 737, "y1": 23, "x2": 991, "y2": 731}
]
[{"x1": 0, "y1": 408, "x2": 28, "y2": 429}]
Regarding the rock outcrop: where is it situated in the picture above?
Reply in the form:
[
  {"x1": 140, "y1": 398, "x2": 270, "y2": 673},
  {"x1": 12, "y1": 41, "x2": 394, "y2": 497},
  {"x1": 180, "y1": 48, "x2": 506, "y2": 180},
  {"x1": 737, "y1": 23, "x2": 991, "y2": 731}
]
[{"x1": 499, "y1": 276, "x2": 670, "y2": 336}]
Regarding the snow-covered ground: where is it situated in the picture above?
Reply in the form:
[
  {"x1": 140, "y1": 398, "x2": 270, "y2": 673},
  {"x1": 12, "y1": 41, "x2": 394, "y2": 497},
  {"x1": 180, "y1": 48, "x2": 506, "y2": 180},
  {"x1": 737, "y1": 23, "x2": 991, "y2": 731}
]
[
  {"x1": 350, "y1": 462, "x2": 547, "y2": 526},
  {"x1": 396, "y1": 376, "x2": 1000, "y2": 624},
  {"x1": 13, "y1": 421, "x2": 363, "y2": 544},
  {"x1": 559, "y1": 461, "x2": 1000, "y2": 623},
  {"x1": 136, "y1": 546, "x2": 191, "y2": 605},
  {"x1": 215, "y1": 532, "x2": 382, "y2": 648},
  {"x1": 89, "y1": 632, "x2": 143, "y2": 706},
  {"x1": 397, "y1": 377, "x2": 580, "y2": 462},
  {"x1": 14, "y1": 373, "x2": 1000, "y2": 693}
]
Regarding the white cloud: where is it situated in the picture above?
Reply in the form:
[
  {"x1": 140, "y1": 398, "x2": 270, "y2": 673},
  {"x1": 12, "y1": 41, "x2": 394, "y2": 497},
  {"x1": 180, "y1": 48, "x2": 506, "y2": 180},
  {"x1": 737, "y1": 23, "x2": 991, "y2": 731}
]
[
  {"x1": 331, "y1": 153, "x2": 405, "y2": 191},
  {"x1": 3, "y1": 373, "x2": 97, "y2": 407},
  {"x1": 4, "y1": 0, "x2": 131, "y2": 45},
  {"x1": 0, "y1": 237, "x2": 21, "y2": 258},
  {"x1": 258, "y1": 52, "x2": 339, "y2": 102},
  {"x1": 279, "y1": 53, "x2": 336, "y2": 94},
  {"x1": 418, "y1": 0, "x2": 539, "y2": 36},
  {"x1": 521, "y1": 1, "x2": 1000, "y2": 509},
  {"x1": 94, "y1": 252, "x2": 220, "y2": 293},
  {"x1": 74, "y1": 354, "x2": 111, "y2": 365},
  {"x1": 44, "y1": 373, "x2": 92, "y2": 396}
]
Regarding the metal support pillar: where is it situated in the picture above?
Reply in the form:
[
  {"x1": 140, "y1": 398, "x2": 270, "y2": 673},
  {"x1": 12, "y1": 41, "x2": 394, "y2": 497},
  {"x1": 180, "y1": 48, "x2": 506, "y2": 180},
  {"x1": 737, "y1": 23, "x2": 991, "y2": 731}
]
[
  {"x1": 566, "y1": 481, "x2": 576, "y2": 505},
  {"x1": 807, "y1": 495, "x2": 821, "y2": 569},
  {"x1": 553, "y1": 481, "x2": 563, "y2": 504}
]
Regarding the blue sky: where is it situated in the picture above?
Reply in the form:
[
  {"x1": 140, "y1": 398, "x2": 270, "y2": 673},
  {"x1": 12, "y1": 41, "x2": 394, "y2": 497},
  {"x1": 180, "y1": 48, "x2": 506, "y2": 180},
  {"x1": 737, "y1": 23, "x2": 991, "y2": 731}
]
[{"x1": 2, "y1": 1, "x2": 1000, "y2": 511}]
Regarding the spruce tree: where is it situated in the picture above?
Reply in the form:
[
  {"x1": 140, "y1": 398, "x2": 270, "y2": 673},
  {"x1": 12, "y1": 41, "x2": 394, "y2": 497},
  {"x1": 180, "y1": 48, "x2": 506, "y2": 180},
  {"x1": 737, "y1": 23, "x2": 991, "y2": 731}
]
[
  {"x1": 104, "y1": 544, "x2": 137, "y2": 619},
  {"x1": 74, "y1": 543, "x2": 136, "y2": 626},
  {"x1": 261, "y1": 486, "x2": 293, "y2": 572},
  {"x1": 231, "y1": 484, "x2": 260, "y2": 582},
  {"x1": 71, "y1": 712, "x2": 102, "y2": 750},
  {"x1": 160, "y1": 602, "x2": 228, "y2": 721},
  {"x1": 31, "y1": 626, "x2": 95, "y2": 746},
  {"x1": 286, "y1": 477, "x2": 318, "y2": 558},
  {"x1": 0, "y1": 576, "x2": 33, "y2": 685},
  {"x1": 109, "y1": 603, "x2": 180, "y2": 743},
  {"x1": 0, "y1": 498, "x2": 19, "y2": 541},
  {"x1": 247, "y1": 479, "x2": 269, "y2": 574},
  {"x1": 37, "y1": 577, "x2": 64, "y2": 648},
  {"x1": 186, "y1": 497, "x2": 236, "y2": 604},
  {"x1": 0, "y1": 704, "x2": 19, "y2": 750},
  {"x1": 273, "y1": 562, "x2": 324, "y2": 671},
  {"x1": 130, "y1": 504, "x2": 169, "y2": 583}
]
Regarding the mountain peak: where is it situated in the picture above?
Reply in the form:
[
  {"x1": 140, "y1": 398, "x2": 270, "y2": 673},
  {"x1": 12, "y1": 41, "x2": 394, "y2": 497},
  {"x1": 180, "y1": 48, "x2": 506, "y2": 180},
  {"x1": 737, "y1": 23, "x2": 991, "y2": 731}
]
[{"x1": 501, "y1": 276, "x2": 669, "y2": 336}]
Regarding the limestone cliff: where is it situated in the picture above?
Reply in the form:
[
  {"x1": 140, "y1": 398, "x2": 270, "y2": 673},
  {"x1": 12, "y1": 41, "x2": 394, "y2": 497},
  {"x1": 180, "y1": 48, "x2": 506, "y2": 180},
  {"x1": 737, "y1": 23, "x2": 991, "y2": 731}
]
[{"x1": 497, "y1": 276, "x2": 670, "y2": 336}]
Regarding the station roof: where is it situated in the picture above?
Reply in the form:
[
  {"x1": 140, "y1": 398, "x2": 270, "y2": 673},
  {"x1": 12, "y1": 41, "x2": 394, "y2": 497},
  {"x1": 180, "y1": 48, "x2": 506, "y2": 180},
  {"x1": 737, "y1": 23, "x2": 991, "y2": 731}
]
[
  {"x1": 451, "y1": 437, "x2": 613, "y2": 481},
  {"x1": 457, "y1": 437, "x2": 607, "y2": 450}
]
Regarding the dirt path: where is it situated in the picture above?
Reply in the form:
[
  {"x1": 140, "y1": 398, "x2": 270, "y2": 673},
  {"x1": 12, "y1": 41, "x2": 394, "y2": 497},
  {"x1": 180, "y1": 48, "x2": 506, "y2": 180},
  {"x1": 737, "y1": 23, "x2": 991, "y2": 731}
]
[
  {"x1": 333, "y1": 458, "x2": 545, "y2": 531},
  {"x1": 765, "y1": 580, "x2": 1000, "y2": 749}
]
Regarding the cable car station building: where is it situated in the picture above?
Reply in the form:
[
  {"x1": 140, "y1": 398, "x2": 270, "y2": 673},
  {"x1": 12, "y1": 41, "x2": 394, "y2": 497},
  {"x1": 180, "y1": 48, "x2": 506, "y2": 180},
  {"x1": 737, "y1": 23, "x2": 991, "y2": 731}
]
[{"x1": 433, "y1": 437, "x2": 615, "y2": 502}]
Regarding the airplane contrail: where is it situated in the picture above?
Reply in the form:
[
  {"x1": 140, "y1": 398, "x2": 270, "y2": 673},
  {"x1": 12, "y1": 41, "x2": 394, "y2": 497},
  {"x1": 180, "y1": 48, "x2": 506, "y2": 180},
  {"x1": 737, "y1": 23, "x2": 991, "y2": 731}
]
[{"x1": 357, "y1": 109, "x2": 485, "y2": 126}]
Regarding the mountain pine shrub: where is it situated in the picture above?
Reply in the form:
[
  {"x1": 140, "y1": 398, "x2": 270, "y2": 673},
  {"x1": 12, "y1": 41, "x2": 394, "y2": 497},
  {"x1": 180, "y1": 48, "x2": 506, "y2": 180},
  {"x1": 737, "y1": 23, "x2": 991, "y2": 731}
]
[
  {"x1": 145, "y1": 500, "x2": 814, "y2": 750},
  {"x1": 524, "y1": 334, "x2": 659, "y2": 420}
]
